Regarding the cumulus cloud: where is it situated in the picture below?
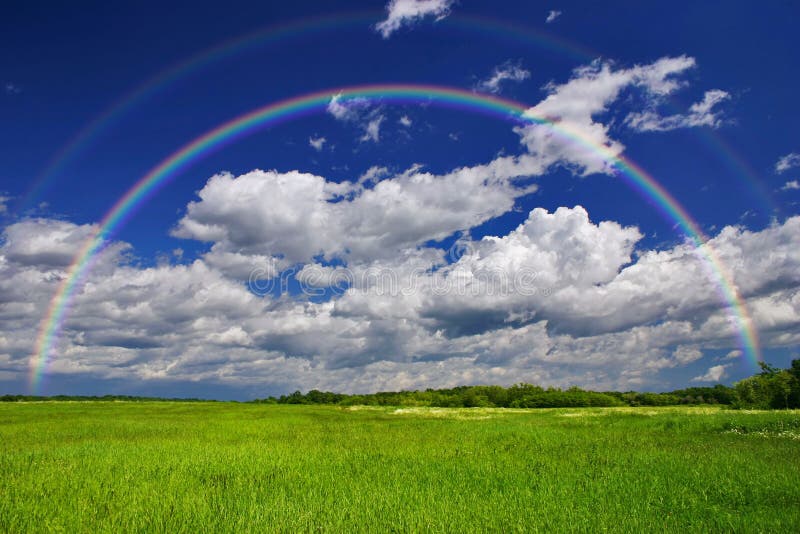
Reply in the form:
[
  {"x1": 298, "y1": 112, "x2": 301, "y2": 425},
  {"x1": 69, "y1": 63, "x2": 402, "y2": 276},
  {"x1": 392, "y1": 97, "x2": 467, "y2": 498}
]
[
  {"x1": 625, "y1": 89, "x2": 730, "y2": 132},
  {"x1": 308, "y1": 136, "x2": 326, "y2": 151},
  {"x1": 2, "y1": 219, "x2": 128, "y2": 268},
  {"x1": 4, "y1": 56, "x2": 797, "y2": 396},
  {"x1": 476, "y1": 61, "x2": 531, "y2": 94},
  {"x1": 776, "y1": 153, "x2": 800, "y2": 174},
  {"x1": 3, "y1": 210, "x2": 800, "y2": 395},
  {"x1": 171, "y1": 160, "x2": 539, "y2": 264},
  {"x1": 692, "y1": 364, "x2": 730, "y2": 383},
  {"x1": 201, "y1": 245, "x2": 283, "y2": 280},
  {"x1": 545, "y1": 10, "x2": 562, "y2": 23},
  {"x1": 399, "y1": 115, "x2": 412, "y2": 127},
  {"x1": 374, "y1": 0, "x2": 455, "y2": 39}
]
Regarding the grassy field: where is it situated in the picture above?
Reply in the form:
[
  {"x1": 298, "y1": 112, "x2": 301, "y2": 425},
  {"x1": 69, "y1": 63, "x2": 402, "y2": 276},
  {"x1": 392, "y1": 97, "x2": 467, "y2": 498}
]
[{"x1": 1, "y1": 403, "x2": 799, "y2": 532}]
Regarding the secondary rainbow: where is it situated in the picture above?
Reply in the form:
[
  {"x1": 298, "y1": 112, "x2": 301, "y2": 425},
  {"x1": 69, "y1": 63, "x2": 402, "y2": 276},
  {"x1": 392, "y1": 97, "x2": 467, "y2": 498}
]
[
  {"x1": 18, "y1": 11, "x2": 592, "y2": 213},
  {"x1": 29, "y1": 84, "x2": 762, "y2": 392},
  {"x1": 20, "y1": 11, "x2": 774, "y2": 226}
]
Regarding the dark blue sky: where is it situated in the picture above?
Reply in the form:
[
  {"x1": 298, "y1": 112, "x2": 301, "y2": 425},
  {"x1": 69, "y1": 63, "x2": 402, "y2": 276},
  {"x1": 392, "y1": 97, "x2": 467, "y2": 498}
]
[
  {"x1": 3, "y1": 1, "x2": 797, "y2": 241},
  {"x1": 1, "y1": 1, "x2": 799, "y2": 398}
]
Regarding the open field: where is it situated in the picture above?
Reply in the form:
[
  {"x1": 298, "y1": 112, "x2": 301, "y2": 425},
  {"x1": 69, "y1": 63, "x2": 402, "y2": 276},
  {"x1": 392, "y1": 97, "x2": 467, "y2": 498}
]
[{"x1": 1, "y1": 403, "x2": 799, "y2": 532}]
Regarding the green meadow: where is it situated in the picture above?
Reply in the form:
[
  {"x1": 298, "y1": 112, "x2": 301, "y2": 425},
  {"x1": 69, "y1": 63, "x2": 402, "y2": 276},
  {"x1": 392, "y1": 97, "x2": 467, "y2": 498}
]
[{"x1": 1, "y1": 403, "x2": 799, "y2": 532}]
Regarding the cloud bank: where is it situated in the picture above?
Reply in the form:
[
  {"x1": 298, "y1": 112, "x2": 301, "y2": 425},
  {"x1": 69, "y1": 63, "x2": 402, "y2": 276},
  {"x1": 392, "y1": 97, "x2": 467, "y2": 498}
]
[{"x1": 5, "y1": 56, "x2": 793, "y2": 398}]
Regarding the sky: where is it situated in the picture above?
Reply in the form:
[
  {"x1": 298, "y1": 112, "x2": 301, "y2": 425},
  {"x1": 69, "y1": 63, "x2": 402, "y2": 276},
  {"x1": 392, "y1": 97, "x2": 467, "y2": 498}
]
[{"x1": 1, "y1": 0, "x2": 799, "y2": 400}]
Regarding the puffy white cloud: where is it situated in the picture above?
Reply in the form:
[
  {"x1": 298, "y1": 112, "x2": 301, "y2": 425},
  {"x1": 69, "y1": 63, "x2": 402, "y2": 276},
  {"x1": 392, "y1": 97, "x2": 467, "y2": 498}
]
[
  {"x1": 476, "y1": 61, "x2": 531, "y2": 94},
  {"x1": 2, "y1": 211, "x2": 800, "y2": 395},
  {"x1": 625, "y1": 89, "x2": 730, "y2": 132},
  {"x1": 374, "y1": 0, "x2": 455, "y2": 39},
  {"x1": 201, "y1": 245, "x2": 283, "y2": 280},
  {"x1": 3, "y1": 56, "x2": 798, "y2": 396},
  {"x1": 776, "y1": 152, "x2": 800, "y2": 174},
  {"x1": 399, "y1": 115, "x2": 412, "y2": 127},
  {"x1": 172, "y1": 161, "x2": 539, "y2": 264},
  {"x1": 485, "y1": 206, "x2": 641, "y2": 287},
  {"x1": 2, "y1": 218, "x2": 128, "y2": 269},
  {"x1": 692, "y1": 364, "x2": 730, "y2": 383}
]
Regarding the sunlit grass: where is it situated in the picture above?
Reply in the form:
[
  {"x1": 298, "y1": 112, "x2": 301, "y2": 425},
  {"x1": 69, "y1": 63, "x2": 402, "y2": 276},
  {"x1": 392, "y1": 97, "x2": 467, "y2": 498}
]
[{"x1": 1, "y1": 403, "x2": 798, "y2": 532}]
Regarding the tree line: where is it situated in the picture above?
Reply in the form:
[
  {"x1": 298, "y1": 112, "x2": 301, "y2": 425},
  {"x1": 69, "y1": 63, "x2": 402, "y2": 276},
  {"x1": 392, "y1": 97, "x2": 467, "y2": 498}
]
[
  {"x1": 254, "y1": 359, "x2": 800, "y2": 409},
  {"x1": 4, "y1": 359, "x2": 799, "y2": 409}
]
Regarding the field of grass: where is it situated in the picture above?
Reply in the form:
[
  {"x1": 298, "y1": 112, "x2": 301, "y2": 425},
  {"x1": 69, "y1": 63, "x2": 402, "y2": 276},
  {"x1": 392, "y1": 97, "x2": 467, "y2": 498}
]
[{"x1": 1, "y1": 403, "x2": 799, "y2": 532}]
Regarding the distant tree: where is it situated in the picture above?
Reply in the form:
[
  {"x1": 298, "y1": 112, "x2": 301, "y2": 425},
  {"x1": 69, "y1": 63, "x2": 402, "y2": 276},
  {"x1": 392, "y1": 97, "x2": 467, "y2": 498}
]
[{"x1": 732, "y1": 359, "x2": 800, "y2": 409}]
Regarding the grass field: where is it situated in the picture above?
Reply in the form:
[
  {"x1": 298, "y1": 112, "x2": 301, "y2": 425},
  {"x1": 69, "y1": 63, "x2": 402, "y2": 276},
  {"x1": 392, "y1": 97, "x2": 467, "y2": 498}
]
[{"x1": 1, "y1": 403, "x2": 799, "y2": 532}]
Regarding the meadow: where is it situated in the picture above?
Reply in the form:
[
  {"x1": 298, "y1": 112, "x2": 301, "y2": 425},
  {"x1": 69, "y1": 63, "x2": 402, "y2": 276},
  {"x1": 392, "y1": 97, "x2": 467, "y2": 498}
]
[{"x1": 1, "y1": 403, "x2": 799, "y2": 532}]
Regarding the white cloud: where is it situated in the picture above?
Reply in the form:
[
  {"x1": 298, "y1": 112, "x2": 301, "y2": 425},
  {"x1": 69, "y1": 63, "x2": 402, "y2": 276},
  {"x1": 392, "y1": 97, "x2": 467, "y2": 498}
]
[
  {"x1": 327, "y1": 93, "x2": 387, "y2": 144},
  {"x1": 308, "y1": 136, "x2": 326, "y2": 151},
  {"x1": 476, "y1": 61, "x2": 531, "y2": 94},
  {"x1": 0, "y1": 195, "x2": 9, "y2": 214},
  {"x1": 692, "y1": 364, "x2": 730, "y2": 383},
  {"x1": 515, "y1": 56, "x2": 697, "y2": 175},
  {"x1": 201, "y1": 245, "x2": 283, "y2": 280},
  {"x1": 545, "y1": 10, "x2": 562, "y2": 23},
  {"x1": 2, "y1": 211, "x2": 800, "y2": 395},
  {"x1": 722, "y1": 349, "x2": 742, "y2": 360},
  {"x1": 2, "y1": 218, "x2": 128, "y2": 268},
  {"x1": 172, "y1": 159, "x2": 539, "y2": 264},
  {"x1": 625, "y1": 89, "x2": 730, "y2": 132},
  {"x1": 374, "y1": 0, "x2": 455, "y2": 39},
  {"x1": 399, "y1": 115, "x2": 412, "y2": 127},
  {"x1": 781, "y1": 180, "x2": 800, "y2": 191},
  {"x1": 4, "y1": 83, "x2": 21, "y2": 95},
  {"x1": 326, "y1": 93, "x2": 363, "y2": 121},
  {"x1": 5, "y1": 56, "x2": 798, "y2": 396},
  {"x1": 358, "y1": 165, "x2": 390, "y2": 185},
  {"x1": 776, "y1": 153, "x2": 800, "y2": 174},
  {"x1": 673, "y1": 346, "x2": 703, "y2": 364}
]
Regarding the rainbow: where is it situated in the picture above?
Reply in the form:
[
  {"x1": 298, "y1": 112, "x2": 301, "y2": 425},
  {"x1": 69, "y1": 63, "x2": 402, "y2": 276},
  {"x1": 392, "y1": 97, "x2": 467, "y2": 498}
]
[
  {"x1": 19, "y1": 10, "x2": 774, "y2": 225},
  {"x1": 693, "y1": 130, "x2": 779, "y2": 218},
  {"x1": 28, "y1": 84, "x2": 762, "y2": 392},
  {"x1": 18, "y1": 11, "x2": 591, "y2": 213}
]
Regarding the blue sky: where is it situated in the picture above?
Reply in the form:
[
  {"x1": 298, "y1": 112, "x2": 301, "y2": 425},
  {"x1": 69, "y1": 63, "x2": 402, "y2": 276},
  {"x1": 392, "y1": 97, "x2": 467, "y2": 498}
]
[{"x1": 1, "y1": 1, "x2": 799, "y2": 399}]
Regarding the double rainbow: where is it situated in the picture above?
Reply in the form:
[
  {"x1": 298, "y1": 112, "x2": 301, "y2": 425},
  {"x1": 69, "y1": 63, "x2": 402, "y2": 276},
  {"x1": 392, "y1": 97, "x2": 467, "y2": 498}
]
[
  {"x1": 20, "y1": 11, "x2": 592, "y2": 213},
  {"x1": 25, "y1": 11, "x2": 773, "y2": 218},
  {"x1": 29, "y1": 84, "x2": 761, "y2": 391}
]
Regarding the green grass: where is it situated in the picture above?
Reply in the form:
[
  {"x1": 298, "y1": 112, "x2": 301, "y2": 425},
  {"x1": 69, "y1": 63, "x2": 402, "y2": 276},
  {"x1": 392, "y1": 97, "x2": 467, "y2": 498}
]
[{"x1": 1, "y1": 403, "x2": 799, "y2": 532}]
